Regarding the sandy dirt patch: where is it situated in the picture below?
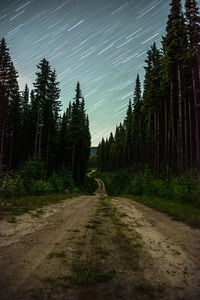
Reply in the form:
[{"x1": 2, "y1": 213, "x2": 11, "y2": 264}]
[{"x1": 113, "y1": 197, "x2": 200, "y2": 300}]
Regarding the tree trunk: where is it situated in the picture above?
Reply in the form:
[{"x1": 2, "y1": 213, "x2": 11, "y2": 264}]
[
  {"x1": 170, "y1": 78, "x2": 174, "y2": 170},
  {"x1": 38, "y1": 125, "x2": 42, "y2": 157},
  {"x1": 146, "y1": 114, "x2": 151, "y2": 168},
  {"x1": 188, "y1": 100, "x2": 193, "y2": 168},
  {"x1": 184, "y1": 95, "x2": 188, "y2": 170},
  {"x1": 154, "y1": 113, "x2": 157, "y2": 175},
  {"x1": 178, "y1": 64, "x2": 183, "y2": 172},
  {"x1": 192, "y1": 64, "x2": 200, "y2": 175},
  {"x1": 165, "y1": 97, "x2": 168, "y2": 169},
  {"x1": 167, "y1": 100, "x2": 171, "y2": 172},
  {"x1": 8, "y1": 134, "x2": 13, "y2": 170},
  {"x1": 139, "y1": 119, "x2": 142, "y2": 166},
  {"x1": 46, "y1": 130, "x2": 50, "y2": 173},
  {"x1": 0, "y1": 91, "x2": 8, "y2": 171},
  {"x1": 0, "y1": 119, "x2": 5, "y2": 171},
  {"x1": 72, "y1": 142, "x2": 75, "y2": 174},
  {"x1": 34, "y1": 105, "x2": 40, "y2": 158},
  {"x1": 157, "y1": 114, "x2": 160, "y2": 175}
]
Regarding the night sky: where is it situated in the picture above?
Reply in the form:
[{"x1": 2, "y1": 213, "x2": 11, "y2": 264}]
[{"x1": 0, "y1": 0, "x2": 186, "y2": 146}]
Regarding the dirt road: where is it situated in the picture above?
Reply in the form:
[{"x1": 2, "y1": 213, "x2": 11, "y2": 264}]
[{"x1": 0, "y1": 187, "x2": 200, "y2": 299}]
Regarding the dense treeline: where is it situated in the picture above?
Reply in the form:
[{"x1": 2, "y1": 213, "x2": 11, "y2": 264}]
[
  {"x1": 0, "y1": 39, "x2": 91, "y2": 186},
  {"x1": 97, "y1": 0, "x2": 200, "y2": 176}
]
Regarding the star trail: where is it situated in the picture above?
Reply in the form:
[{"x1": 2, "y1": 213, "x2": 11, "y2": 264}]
[{"x1": 0, "y1": 0, "x2": 175, "y2": 146}]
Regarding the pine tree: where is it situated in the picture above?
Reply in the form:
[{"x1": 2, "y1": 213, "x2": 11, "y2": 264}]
[
  {"x1": 133, "y1": 74, "x2": 143, "y2": 168},
  {"x1": 58, "y1": 107, "x2": 71, "y2": 168},
  {"x1": 142, "y1": 44, "x2": 163, "y2": 173},
  {"x1": 185, "y1": 0, "x2": 200, "y2": 174},
  {"x1": 163, "y1": 0, "x2": 188, "y2": 172},
  {"x1": 0, "y1": 38, "x2": 12, "y2": 87},
  {"x1": 133, "y1": 74, "x2": 141, "y2": 107},
  {"x1": 33, "y1": 58, "x2": 61, "y2": 172},
  {"x1": 68, "y1": 83, "x2": 91, "y2": 185},
  {"x1": 21, "y1": 84, "x2": 29, "y2": 114},
  {"x1": 0, "y1": 39, "x2": 10, "y2": 170},
  {"x1": 0, "y1": 38, "x2": 21, "y2": 169},
  {"x1": 0, "y1": 39, "x2": 12, "y2": 170},
  {"x1": 124, "y1": 99, "x2": 133, "y2": 167},
  {"x1": 20, "y1": 85, "x2": 34, "y2": 162},
  {"x1": 33, "y1": 58, "x2": 51, "y2": 158},
  {"x1": 0, "y1": 83, "x2": 7, "y2": 171},
  {"x1": 7, "y1": 62, "x2": 21, "y2": 169}
]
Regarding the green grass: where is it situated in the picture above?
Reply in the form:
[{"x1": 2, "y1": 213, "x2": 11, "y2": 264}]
[
  {"x1": 66, "y1": 266, "x2": 115, "y2": 285},
  {"x1": 124, "y1": 194, "x2": 200, "y2": 228},
  {"x1": 0, "y1": 192, "x2": 80, "y2": 217},
  {"x1": 97, "y1": 196, "x2": 142, "y2": 267},
  {"x1": 67, "y1": 195, "x2": 142, "y2": 290}
]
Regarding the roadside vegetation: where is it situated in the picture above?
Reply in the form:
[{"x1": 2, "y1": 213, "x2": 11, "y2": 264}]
[
  {"x1": 0, "y1": 158, "x2": 97, "y2": 217},
  {"x1": 94, "y1": 170, "x2": 200, "y2": 227}
]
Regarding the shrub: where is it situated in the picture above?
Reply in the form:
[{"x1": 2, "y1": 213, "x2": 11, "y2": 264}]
[
  {"x1": 0, "y1": 173, "x2": 26, "y2": 198},
  {"x1": 127, "y1": 170, "x2": 155, "y2": 196},
  {"x1": 28, "y1": 179, "x2": 53, "y2": 195},
  {"x1": 97, "y1": 170, "x2": 200, "y2": 206},
  {"x1": 80, "y1": 175, "x2": 98, "y2": 194},
  {"x1": 173, "y1": 173, "x2": 200, "y2": 204},
  {"x1": 49, "y1": 169, "x2": 74, "y2": 192},
  {"x1": 19, "y1": 158, "x2": 46, "y2": 188},
  {"x1": 97, "y1": 171, "x2": 133, "y2": 196}
]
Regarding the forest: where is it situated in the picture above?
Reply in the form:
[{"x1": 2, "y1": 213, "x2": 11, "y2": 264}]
[
  {"x1": 92, "y1": 0, "x2": 200, "y2": 210},
  {"x1": 0, "y1": 0, "x2": 200, "y2": 205},
  {"x1": 96, "y1": 0, "x2": 200, "y2": 176},
  {"x1": 0, "y1": 40, "x2": 91, "y2": 196}
]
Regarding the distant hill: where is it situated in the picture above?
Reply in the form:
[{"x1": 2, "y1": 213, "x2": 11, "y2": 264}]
[{"x1": 90, "y1": 147, "x2": 98, "y2": 155}]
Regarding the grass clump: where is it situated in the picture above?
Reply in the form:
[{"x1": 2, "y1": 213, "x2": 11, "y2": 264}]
[
  {"x1": 0, "y1": 192, "x2": 79, "y2": 217},
  {"x1": 67, "y1": 266, "x2": 114, "y2": 285},
  {"x1": 127, "y1": 194, "x2": 200, "y2": 227},
  {"x1": 97, "y1": 196, "x2": 142, "y2": 267}
]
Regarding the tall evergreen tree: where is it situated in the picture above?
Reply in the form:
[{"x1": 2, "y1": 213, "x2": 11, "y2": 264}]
[
  {"x1": 0, "y1": 38, "x2": 12, "y2": 87},
  {"x1": 68, "y1": 83, "x2": 91, "y2": 185},
  {"x1": 133, "y1": 73, "x2": 143, "y2": 168},
  {"x1": 133, "y1": 74, "x2": 141, "y2": 107},
  {"x1": 0, "y1": 83, "x2": 7, "y2": 171},
  {"x1": 20, "y1": 85, "x2": 32, "y2": 162},
  {"x1": 0, "y1": 38, "x2": 21, "y2": 170},
  {"x1": 33, "y1": 58, "x2": 61, "y2": 172},
  {"x1": 124, "y1": 99, "x2": 133, "y2": 167},
  {"x1": 163, "y1": 0, "x2": 188, "y2": 172},
  {"x1": 185, "y1": 0, "x2": 200, "y2": 174}
]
